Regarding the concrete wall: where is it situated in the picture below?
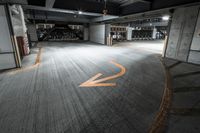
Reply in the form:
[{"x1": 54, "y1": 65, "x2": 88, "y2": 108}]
[
  {"x1": 0, "y1": 5, "x2": 16, "y2": 70},
  {"x1": 89, "y1": 24, "x2": 105, "y2": 44},
  {"x1": 165, "y1": 6, "x2": 200, "y2": 64},
  {"x1": 26, "y1": 12, "x2": 90, "y2": 23}
]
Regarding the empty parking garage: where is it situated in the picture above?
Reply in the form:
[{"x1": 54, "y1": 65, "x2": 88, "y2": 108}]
[{"x1": 0, "y1": 0, "x2": 200, "y2": 133}]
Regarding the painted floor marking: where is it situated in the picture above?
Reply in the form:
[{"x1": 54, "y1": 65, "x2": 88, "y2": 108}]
[
  {"x1": 8, "y1": 47, "x2": 43, "y2": 75},
  {"x1": 79, "y1": 60, "x2": 126, "y2": 87}
]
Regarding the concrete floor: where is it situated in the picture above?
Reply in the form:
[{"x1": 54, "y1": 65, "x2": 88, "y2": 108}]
[
  {"x1": 164, "y1": 59, "x2": 200, "y2": 133},
  {"x1": 0, "y1": 40, "x2": 165, "y2": 133}
]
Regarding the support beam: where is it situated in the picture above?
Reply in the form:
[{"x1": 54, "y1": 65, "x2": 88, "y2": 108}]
[
  {"x1": 91, "y1": 15, "x2": 119, "y2": 23},
  {"x1": 120, "y1": 0, "x2": 151, "y2": 7},
  {"x1": 0, "y1": 0, "x2": 27, "y2": 4},
  {"x1": 45, "y1": 0, "x2": 55, "y2": 8},
  {"x1": 23, "y1": 5, "x2": 102, "y2": 17},
  {"x1": 27, "y1": 15, "x2": 90, "y2": 23},
  {"x1": 83, "y1": 27, "x2": 89, "y2": 41}
]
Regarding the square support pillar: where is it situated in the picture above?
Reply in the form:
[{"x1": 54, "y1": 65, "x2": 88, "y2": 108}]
[
  {"x1": 83, "y1": 27, "x2": 89, "y2": 41},
  {"x1": 126, "y1": 27, "x2": 132, "y2": 41}
]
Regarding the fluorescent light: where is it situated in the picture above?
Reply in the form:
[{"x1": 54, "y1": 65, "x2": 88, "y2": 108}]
[
  {"x1": 162, "y1": 15, "x2": 170, "y2": 21},
  {"x1": 78, "y1": 11, "x2": 82, "y2": 14}
]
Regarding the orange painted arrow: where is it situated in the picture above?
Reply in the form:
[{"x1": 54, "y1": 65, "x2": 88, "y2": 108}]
[{"x1": 79, "y1": 61, "x2": 126, "y2": 87}]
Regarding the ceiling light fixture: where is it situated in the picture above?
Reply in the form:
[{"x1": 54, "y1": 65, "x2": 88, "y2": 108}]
[
  {"x1": 162, "y1": 15, "x2": 170, "y2": 21},
  {"x1": 78, "y1": 11, "x2": 82, "y2": 14}
]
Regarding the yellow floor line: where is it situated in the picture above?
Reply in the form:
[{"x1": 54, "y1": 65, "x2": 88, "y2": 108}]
[
  {"x1": 35, "y1": 47, "x2": 43, "y2": 65},
  {"x1": 79, "y1": 60, "x2": 126, "y2": 87},
  {"x1": 149, "y1": 58, "x2": 173, "y2": 133},
  {"x1": 8, "y1": 47, "x2": 43, "y2": 75}
]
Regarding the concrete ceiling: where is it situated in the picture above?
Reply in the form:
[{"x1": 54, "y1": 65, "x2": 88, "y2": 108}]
[
  {"x1": 26, "y1": 0, "x2": 199, "y2": 15},
  {"x1": 24, "y1": 0, "x2": 200, "y2": 24}
]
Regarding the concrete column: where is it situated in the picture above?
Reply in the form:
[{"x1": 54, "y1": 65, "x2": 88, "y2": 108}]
[
  {"x1": 152, "y1": 27, "x2": 157, "y2": 40},
  {"x1": 27, "y1": 24, "x2": 38, "y2": 41},
  {"x1": 126, "y1": 27, "x2": 132, "y2": 41},
  {"x1": 83, "y1": 27, "x2": 89, "y2": 41},
  {"x1": 188, "y1": 9, "x2": 200, "y2": 64},
  {"x1": 165, "y1": 5, "x2": 200, "y2": 63},
  {"x1": 105, "y1": 24, "x2": 111, "y2": 45},
  {"x1": 27, "y1": 24, "x2": 38, "y2": 47}
]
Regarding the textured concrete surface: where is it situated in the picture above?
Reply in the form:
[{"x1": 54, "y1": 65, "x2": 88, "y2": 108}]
[
  {"x1": 188, "y1": 51, "x2": 200, "y2": 64},
  {"x1": 0, "y1": 41, "x2": 165, "y2": 133},
  {"x1": 89, "y1": 24, "x2": 106, "y2": 44},
  {"x1": 165, "y1": 5, "x2": 200, "y2": 63},
  {"x1": 164, "y1": 58, "x2": 200, "y2": 133}
]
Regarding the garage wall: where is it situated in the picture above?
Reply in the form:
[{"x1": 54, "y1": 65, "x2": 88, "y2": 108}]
[
  {"x1": 165, "y1": 6, "x2": 200, "y2": 64},
  {"x1": 0, "y1": 5, "x2": 16, "y2": 70},
  {"x1": 188, "y1": 11, "x2": 200, "y2": 64},
  {"x1": 89, "y1": 24, "x2": 105, "y2": 44}
]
